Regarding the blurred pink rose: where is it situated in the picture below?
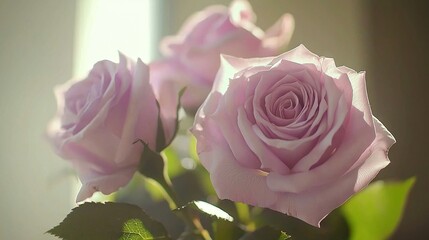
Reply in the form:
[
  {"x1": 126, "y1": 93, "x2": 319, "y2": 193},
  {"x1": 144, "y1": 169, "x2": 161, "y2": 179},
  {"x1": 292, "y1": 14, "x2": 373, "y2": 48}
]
[
  {"x1": 191, "y1": 45, "x2": 395, "y2": 226},
  {"x1": 151, "y1": 0, "x2": 294, "y2": 113},
  {"x1": 47, "y1": 54, "x2": 177, "y2": 201}
]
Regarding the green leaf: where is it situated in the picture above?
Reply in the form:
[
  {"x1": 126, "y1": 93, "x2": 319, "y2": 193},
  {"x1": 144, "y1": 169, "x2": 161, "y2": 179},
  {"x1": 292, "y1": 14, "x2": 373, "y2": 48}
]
[
  {"x1": 213, "y1": 219, "x2": 245, "y2": 240},
  {"x1": 171, "y1": 87, "x2": 186, "y2": 142},
  {"x1": 189, "y1": 134, "x2": 199, "y2": 161},
  {"x1": 252, "y1": 207, "x2": 348, "y2": 239},
  {"x1": 119, "y1": 218, "x2": 159, "y2": 240},
  {"x1": 137, "y1": 144, "x2": 177, "y2": 209},
  {"x1": 239, "y1": 226, "x2": 291, "y2": 240},
  {"x1": 144, "y1": 178, "x2": 167, "y2": 202},
  {"x1": 176, "y1": 200, "x2": 234, "y2": 222},
  {"x1": 341, "y1": 177, "x2": 416, "y2": 240},
  {"x1": 162, "y1": 145, "x2": 184, "y2": 178},
  {"x1": 138, "y1": 142, "x2": 165, "y2": 183},
  {"x1": 47, "y1": 202, "x2": 171, "y2": 240}
]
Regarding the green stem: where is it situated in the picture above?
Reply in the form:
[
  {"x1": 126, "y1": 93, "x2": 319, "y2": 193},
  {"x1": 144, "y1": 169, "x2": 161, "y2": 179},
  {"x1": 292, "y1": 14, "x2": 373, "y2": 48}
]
[
  {"x1": 235, "y1": 202, "x2": 255, "y2": 231},
  {"x1": 159, "y1": 159, "x2": 211, "y2": 240}
]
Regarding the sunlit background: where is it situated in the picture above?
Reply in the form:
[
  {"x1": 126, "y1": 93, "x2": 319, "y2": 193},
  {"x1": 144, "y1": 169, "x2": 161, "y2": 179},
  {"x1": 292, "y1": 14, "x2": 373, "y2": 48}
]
[{"x1": 0, "y1": 0, "x2": 427, "y2": 239}]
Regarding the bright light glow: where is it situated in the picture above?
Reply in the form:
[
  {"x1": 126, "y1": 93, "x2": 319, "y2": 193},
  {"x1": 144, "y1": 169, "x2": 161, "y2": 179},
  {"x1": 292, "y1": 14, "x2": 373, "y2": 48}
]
[
  {"x1": 74, "y1": 0, "x2": 155, "y2": 77},
  {"x1": 72, "y1": 0, "x2": 156, "y2": 203}
]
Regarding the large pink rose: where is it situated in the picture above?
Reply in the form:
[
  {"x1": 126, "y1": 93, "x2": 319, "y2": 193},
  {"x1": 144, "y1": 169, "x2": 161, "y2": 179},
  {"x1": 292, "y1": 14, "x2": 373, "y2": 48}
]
[
  {"x1": 191, "y1": 45, "x2": 395, "y2": 226},
  {"x1": 151, "y1": 0, "x2": 294, "y2": 113},
  {"x1": 47, "y1": 54, "x2": 177, "y2": 201}
]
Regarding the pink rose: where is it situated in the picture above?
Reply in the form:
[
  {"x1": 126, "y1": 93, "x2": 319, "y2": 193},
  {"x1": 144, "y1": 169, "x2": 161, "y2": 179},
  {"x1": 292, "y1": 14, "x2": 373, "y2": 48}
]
[
  {"x1": 47, "y1": 54, "x2": 177, "y2": 201},
  {"x1": 191, "y1": 45, "x2": 395, "y2": 226},
  {"x1": 151, "y1": 0, "x2": 294, "y2": 113}
]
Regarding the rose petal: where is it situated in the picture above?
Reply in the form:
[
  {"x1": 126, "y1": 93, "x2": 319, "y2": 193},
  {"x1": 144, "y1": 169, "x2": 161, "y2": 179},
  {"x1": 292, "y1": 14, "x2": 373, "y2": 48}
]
[
  {"x1": 266, "y1": 104, "x2": 375, "y2": 193},
  {"x1": 213, "y1": 78, "x2": 261, "y2": 169},
  {"x1": 76, "y1": 168, "x2": 136, "y2": 202},
  {"x1": 263, "y1": 13, "x2": 295, "y2": 51},
  {"x1": 115, "y1": 58, "x2": 158, "y2": 163},
  {"x1": 199, "y1": 143, "x2": 278, "y2": 208},
  {"x1": 230, "y1": 0, "x2": 256, "y2": 25},
  {"x1": 238, "y1": 108, "x2": 289, "y2": 174},
  {"x1": 269, "y1": 117, "x2": 394, "y2": 227}
]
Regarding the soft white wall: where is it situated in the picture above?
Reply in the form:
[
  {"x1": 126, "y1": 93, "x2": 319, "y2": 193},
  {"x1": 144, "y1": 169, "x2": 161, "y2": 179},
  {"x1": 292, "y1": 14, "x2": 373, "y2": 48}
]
[
  {"x1": 0, "y1": 0, "x2": 76, "y2": 239},
  {"x1": 0, "y1": 0, "x2": 158, "y2": 238}
]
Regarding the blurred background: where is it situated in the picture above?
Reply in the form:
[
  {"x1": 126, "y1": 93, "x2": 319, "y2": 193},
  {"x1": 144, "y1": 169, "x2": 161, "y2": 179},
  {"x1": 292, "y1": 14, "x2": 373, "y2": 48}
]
[{"x1": 0, "y1": 0, "x2": 427, "y2": 239}]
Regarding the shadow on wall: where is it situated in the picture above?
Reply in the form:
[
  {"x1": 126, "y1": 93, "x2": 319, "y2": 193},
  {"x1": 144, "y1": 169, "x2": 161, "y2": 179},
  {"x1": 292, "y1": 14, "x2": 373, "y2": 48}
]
[{"x1": 366, "y1": 1, "x2": 429, "y2": 239}]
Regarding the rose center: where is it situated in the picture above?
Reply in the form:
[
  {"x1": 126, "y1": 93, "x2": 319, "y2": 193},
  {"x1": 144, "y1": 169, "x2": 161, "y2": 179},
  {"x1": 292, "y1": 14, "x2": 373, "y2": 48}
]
[{"x1": 269, "y1": 89, "x2": 302, "y2": 120}]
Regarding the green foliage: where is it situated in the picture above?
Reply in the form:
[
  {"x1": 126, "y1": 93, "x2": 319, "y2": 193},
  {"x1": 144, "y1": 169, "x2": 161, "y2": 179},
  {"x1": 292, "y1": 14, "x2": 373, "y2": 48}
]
[
  {"x1": 341, "y1": 177, "x2": 416, "y2": 240},
  {"x1": 138, "y1": 142, "x2": 165, "y2": 183},
  {"x1": 252, "y1": 207, "x2": 349, "y2": 239},
  {"x1": 189, "y1": 134, "x2": 199, "y2": 161},
  {"x1": 176, "y1": 200, "x2": 234, "y2": 222},
  {"x1": 47, "y1": 202, "x2": 170, "y2": 240},
  {"x1": 162, "y1": 146, "x2": 184, "y2": 177},
  {"x1": 234, "y1": 203, "x2": 253, "y2": 228},
  {"x1": 239, "y1": 226, "x2": 291, "y2": 240},
  {"x1": 213, "y1": 219, "x2": 245, "y2": 240},
  {"x1": 144, "y1": 178, "x2": 167, "y2": 202},
  {"x1": 172, "y1": 87, "x2": 187, "y2": 141},
  {"x1": 119, "y1": 218, "x2": 169, "y2": 240},
  {"x1": 176, "y1": 201, "x2": 248, "y2": 240},
  {"x1": 138, "y1": 143, "x2": 178, "y2": 209}
]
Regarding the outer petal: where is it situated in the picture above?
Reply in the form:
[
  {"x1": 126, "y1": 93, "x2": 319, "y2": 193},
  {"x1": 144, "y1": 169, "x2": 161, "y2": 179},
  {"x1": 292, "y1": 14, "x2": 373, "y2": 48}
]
[
  {"x1": 115, "y1": 59, "x2": 158, "y2": 163},
  {"x1": 212, "y1": 78, "x2": 261, "y2": 169},
  {"x1": 192, "y1": 92, "x2": 228, "y2": 156},
  {"x1": 230, "y1": 0, "x2": 256, "y2": 25},
  {"x1": 160, "y1": 6, "x2": 229, "y2": 55},
  {"x1": 263, "y1": 13, "x2": 295, "y2": 51},
  {"x1": 269, "y1": 117, "x2": 395, "y2": 227},
  {"x1": 270, "y1": 44, "x2": 322, "y2": 68},
  {"x1": 214, "y1": 55, "x2": 274, "y2": 94},
  {"x1": 199, "y1": 143, "x2": 278, "y2": 208},
  {"x1": 76, "y1": 167, "x2": 136, "y2": 202}
]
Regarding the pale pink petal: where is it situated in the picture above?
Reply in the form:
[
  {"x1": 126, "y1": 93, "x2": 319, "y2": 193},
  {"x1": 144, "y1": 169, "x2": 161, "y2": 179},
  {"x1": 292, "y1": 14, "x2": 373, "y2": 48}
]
[
  {"x1": 266, "y1": 105, "x2": 375, "y2": 193},
  {"x1": 292, "y1": 96, "x2": 348, "y2": 172},
  {"x1": 238, "y1": 108, "x2": 290, "y2": 174},
  {"x1": 192, "y1": 92, "x2": 227, "y2": 156},
  {"x1": 270, "y1": 44, "x2": 321, "y2": 68},
  {"x1": 214, "y1": 55, "x2": 273, "y2": 94},
  {"x1": 229, "y1": 0, "x2": 256, "y2": 25},
  {"x1": 160, "y1": 6, "x2": 229, "y2": 55},
  {"x1": 269, "y1": 117, "x2": 394, "y2": 227},
  {"x1": 212, "y1": 78, "x2": 261, "y2": 169},
  {"x1": 115, "y1": 58, "x2": 158, "y2": 163},
  {"x1": 263, "y1": 13, "x2": 295, "y2": 51},
  {"x1": 199, "y1": 144, "x2": 278, "y2": 208},
  {"x1": 76, "y1": 168, "x2": 136, "y2": 202}
]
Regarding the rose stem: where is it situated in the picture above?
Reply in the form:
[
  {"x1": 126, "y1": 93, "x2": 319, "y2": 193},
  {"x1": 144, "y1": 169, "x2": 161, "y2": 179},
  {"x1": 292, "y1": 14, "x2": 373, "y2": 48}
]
[{"x1": 158, "y1": 156, "x2": 212, "y2": 240}]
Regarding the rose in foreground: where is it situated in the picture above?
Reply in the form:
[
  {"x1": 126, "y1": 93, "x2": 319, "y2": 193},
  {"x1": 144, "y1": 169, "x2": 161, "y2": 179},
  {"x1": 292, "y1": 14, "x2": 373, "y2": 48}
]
[
  {"x1": 47, "y1": 54, "x2": 177, "y2": 202},
  {"x1": 151, "y1": 0, "x2": 294, "y2": 113},
  {"x1": 191, "y1": 45, "x2": 395, "y2": 226}
]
